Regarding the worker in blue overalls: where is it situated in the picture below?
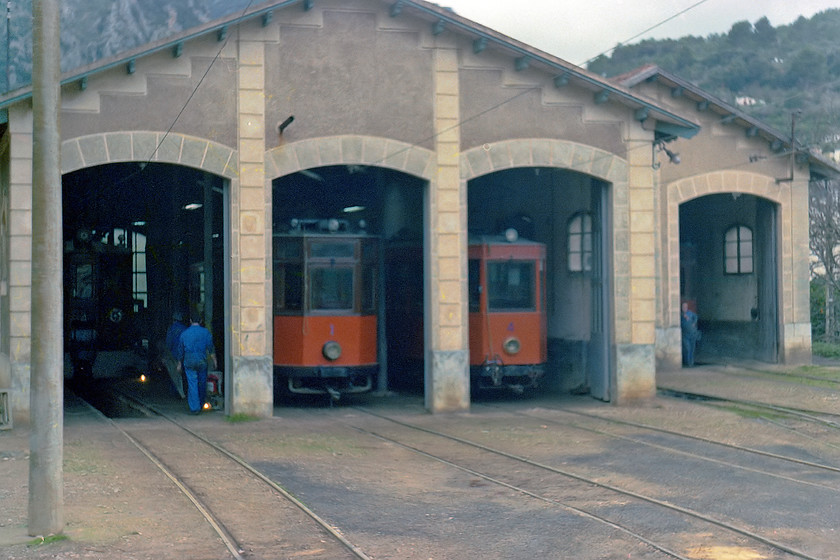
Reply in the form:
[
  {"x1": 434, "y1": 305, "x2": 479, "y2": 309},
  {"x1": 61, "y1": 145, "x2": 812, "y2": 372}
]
[{"x1": 176, "y1": 310, "x2": 217, "y2": 414}]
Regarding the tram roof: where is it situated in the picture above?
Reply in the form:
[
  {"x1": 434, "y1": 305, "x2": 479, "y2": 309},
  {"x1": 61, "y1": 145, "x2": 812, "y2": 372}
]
[
  {"x1": 469, "y1": 234, "x2": 545, "y2": 247},
  {"x1": 0, "y1": 0, "x2": 700, "y2": 140}
]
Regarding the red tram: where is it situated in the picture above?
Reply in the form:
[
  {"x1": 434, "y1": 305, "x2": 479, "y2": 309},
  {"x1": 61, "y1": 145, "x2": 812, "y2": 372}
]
[
  {"x1": 386, "y1": 228, "x2": 547, "y2": 394},
  {"x1": 272, "y1": 219, "x2": 379, "y2": 397},
  {"x1": 468, "y1": 230, "x2": 547, "y2": 393},
  {"x1": 64, "y1": 227, "x2": 149, "y2": 381}
]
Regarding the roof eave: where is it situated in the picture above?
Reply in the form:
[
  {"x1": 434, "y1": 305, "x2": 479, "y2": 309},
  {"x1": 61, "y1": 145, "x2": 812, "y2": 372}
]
[{"x1": 1, "y1": 0, "x2": 700, "y2": 139}]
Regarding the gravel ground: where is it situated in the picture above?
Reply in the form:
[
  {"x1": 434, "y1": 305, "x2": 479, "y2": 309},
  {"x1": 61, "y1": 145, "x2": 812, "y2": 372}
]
[{"x1": 3, "y1": 364, "x2": 840, "y2": 559}]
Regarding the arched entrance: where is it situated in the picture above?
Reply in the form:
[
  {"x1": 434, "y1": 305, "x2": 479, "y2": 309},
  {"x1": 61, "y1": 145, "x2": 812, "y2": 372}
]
[
  {"x1": 680, "y1": 193, "x2": 779, "y2": 363},
  {"x1": 668, "y1": 171, "x2": 788, "y2": 366},
  {"x1": 267, "y1": 136, "x2": 433, "y2": 399},
  {"x1": 60, "y1": 132, "x2": 234, "y2": 405},
  {"x1": 460, "y1": 139, "x2": 627, "y2": 401}
]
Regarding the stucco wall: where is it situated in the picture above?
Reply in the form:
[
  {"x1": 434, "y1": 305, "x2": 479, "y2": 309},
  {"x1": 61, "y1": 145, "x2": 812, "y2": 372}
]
[
  {"x1": 457, "y1": 63, "x2": 625, "y2": 156},
  {"x1": 632, "y1": 77, "x2": 813, "y2": 368},
  {"x1": 264, "y1": 9, "x2": 435, "y2": 150},
  {"x1": 60, "y1": 36, "x2": 238, "y2": 148}
]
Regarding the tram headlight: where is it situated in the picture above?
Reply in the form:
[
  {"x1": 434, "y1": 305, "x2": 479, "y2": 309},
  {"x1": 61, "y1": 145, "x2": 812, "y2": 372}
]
[
  {"x1": 503, "y1": 337, "x2": 521, "y2": 355},
  {"x1": 322, "y1": 341, "x2": 342, "y2": 361}
]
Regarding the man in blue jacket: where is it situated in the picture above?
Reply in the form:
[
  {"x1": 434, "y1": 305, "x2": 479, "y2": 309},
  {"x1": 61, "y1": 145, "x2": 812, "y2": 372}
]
[
  {"x1": 680, "y1": 302, "x2": 700, "y2": 367},
  {"x1": 176, "y1": 311, "x2": 217, "y2": 414}
]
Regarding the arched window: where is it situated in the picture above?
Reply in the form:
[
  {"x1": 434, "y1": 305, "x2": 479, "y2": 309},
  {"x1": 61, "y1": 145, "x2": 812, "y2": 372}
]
[
  {"x1": 568, "y1": 212, "x2": 592, "y2": 272},
  {"x1": 724, "y1": 225, "x2": 753, "y2": 274}
]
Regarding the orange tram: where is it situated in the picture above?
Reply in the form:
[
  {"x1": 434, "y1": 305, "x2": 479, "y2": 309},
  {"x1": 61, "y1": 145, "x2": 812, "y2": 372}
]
[
  {"x1": 272, "y1": 219, "x2": 379, "y2": 398},
  {"x1": 386, "y1": 228, "x2": 547, "y2": 394},
  {"x1": 468, "y1": 229, "x2": 547, "y2": 393}
]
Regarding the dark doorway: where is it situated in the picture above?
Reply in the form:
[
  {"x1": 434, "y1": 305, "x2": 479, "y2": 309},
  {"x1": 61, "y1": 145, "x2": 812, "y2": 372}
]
[{"x1": 679, "y1": 194, "x2": 779, "y2": 364}]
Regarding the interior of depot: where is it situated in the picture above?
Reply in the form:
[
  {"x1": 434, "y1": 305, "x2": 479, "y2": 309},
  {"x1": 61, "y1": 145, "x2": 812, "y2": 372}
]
[
  {"x1": 680, "y1": 193, "x2": 779, "y2": 364},
  {"x1": 59, "y1": 161, "x2": 780, "y2": 405}
]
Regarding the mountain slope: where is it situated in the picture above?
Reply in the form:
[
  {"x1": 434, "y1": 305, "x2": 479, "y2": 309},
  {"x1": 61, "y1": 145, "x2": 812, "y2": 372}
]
[{"x1": 588, "y1": 9, "x2": 840, "y2": 153}]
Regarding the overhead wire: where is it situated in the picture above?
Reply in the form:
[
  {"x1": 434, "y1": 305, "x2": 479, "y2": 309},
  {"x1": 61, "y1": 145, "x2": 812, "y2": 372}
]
[
  {"x1": 137, "y1": 0, "x2": 723, "y2": 178},
  {"x1": 114, "y1": 0, "x2": 806, "y2": 189},
  {"x1": 363, "y1": 0, "x2": 752, "y2": 173},
  {"x1": 577, "y1": 0, "x2": 714, "y2": 68},
  {"x1": 111, "y1": 0, "x2": 256, "y2": 188}
]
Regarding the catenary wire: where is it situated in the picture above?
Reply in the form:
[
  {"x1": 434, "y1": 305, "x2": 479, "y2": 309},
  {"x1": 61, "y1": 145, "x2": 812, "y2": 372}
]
[{"x1": 577, "y1": 0, "x2": 714, "y2": 68}]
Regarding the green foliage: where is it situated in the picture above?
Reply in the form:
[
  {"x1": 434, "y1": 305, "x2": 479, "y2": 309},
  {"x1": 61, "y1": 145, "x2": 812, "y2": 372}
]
[
  {"x1": 812, "y1": 278, "x2": 827, "y2": 338},
  {"x1": 813, "y1": 340, "x2": 840, "y2": 358},
  {"x1": 27, "y1": 534, "x2": 69, "y2": 547},
  {"x1": 590, "y1": 9, "x2": 840, "y2": 151}
]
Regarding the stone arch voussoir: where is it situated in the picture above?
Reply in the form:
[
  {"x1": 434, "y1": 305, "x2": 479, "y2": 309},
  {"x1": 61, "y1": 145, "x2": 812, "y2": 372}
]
[
  {"x1": 459, "y1": 139, "x2": 627, "y2": 183},
  {"x1": 265, "y1": 135, "x2": 436, "y2": 181},
  {"x1": 61, "y1": 132, "x2": 239, "y2": 179},
  {"x1": 668, "y1": 170, "x2": 786, "y2": 206},
  {"x1": 664, "y1": 169, "x2": 789, "y2": 329}
]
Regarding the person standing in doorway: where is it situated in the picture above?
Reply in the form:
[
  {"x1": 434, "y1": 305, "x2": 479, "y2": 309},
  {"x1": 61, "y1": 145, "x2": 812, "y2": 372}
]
[
  {"x1": 177, "y1": 310, "x2": 217, "y2": 414},
  {"x1": 681, "y1": 302, "x2": 700, "y2": 367}
]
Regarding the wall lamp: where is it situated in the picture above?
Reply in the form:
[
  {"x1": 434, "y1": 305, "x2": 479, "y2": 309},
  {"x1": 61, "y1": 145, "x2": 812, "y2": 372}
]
[
  {"x1": 652, "y1": 140, "x2": 680, "y2": 169},
  {"x1": 278, "y1": 116, "x2": 295, "y2": 134}
]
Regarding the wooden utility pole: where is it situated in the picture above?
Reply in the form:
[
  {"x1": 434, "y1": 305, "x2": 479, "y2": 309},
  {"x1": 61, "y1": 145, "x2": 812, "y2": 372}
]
[{"x1": 29, "y1": 0, "x2": 63, "y2": 536}]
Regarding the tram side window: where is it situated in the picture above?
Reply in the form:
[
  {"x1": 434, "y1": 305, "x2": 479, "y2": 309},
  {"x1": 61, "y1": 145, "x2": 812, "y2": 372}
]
[
  {"x1": 311, "y1": 266, "x2": 353, "y2": 310},
  {"x1": 361, "y1": 239, "x2": 378, "y2": 313},
  {"x1": 487, "y1": 261, "x2": 535, "y2": 311},
  {"x1": 362, "y1": 267, "x2": 376, "y2": 313},
  {"x1": 274, "y1": 262, "x2": 303, "y2": 313},
  {"x1": 468, "y1": 259, "x2": 481, "y2": 312}
]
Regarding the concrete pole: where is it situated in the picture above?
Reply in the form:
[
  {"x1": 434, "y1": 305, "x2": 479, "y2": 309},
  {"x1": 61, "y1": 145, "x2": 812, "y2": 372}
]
[{"x1": 29, "y1": 0, "x2": 64, "y2": 536}]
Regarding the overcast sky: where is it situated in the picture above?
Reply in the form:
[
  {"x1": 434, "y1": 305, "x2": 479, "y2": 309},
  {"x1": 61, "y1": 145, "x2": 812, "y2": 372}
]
[{"x1": 442, "y1": 0, "x2": 840, "y2": 66}]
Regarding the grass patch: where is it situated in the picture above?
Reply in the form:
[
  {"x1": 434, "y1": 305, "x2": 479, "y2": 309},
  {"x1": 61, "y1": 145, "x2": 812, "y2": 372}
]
[
  {"x1": 225, "y1": 413, "x2": 259, "y2": 423},
  {"x1": 813, "y1": 341, "x2": 840, "y2": 359},
  {"x1": 716, "y1": 404, "x2": 789, "y2": 421},
  {"x1": 27, "y1": 534, "x2": 69, "y2": 547},
  {"x1": 791, "y1": 365, "x2": 840, "y2": 379}
]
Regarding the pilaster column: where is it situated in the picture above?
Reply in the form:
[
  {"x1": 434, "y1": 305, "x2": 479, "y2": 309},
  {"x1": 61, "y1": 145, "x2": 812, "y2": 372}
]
[
  {"x1": 232, "y1": 27, "x2": 273, "y2": 417},
  {"x1": 614, "y1": 128, "x2": 657, "y2": 402},
  {"x1": 426, "y1": 43, "x2": 469, "y2": 412},
  {"x1": 785, "y1": 174, "x2": 812, "y2": 362},
  {"x1": 7, "y1": 103, "x2": 33, "y2": 422}
]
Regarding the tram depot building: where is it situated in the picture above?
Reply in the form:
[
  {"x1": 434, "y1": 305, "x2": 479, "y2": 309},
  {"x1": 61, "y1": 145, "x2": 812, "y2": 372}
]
[{"x1": 1, "y1": 0, "x2": 838, "y2": 424}]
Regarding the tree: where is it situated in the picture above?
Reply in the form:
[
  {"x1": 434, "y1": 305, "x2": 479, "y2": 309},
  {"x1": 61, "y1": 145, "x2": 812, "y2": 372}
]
[
  {"x1": 785, "y1": 48, "x2": 827, "y2": 87},
  {"x1": 809, "y1": 179, "x2": 840, "y2": 340},
  {"x1": 727, "y1": 20, "x2": 754, "y2": 46},
  {"x1": 753, "y1": 16, "x2": 777, "y2": 45}
]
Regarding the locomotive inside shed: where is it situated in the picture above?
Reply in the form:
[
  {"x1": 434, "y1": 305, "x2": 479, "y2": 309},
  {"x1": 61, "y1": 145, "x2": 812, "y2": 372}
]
[
  {"x1": 59, "y1": 157, "x2": 613, "y2": 409},
  {"x1": 61, "y1": 162, "x2": 226, "y2": 406}
]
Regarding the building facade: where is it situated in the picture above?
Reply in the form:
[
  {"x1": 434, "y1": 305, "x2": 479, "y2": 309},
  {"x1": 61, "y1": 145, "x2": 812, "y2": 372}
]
[{"x1": 0, "y1": 0, "x2": 833, "y2": 425}]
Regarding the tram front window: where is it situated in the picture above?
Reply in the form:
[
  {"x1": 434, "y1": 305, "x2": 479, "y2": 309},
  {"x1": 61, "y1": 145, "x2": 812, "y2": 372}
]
[
  {"x1": 311, "y1": 267, "x2": 354, "y2": 310},
  {"x1": 487, "y1": 261, "x2": 535, "y2": 311}
]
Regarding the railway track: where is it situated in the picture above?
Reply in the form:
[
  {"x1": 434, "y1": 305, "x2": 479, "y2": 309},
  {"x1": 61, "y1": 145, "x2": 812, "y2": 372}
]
[
  {"x1": 79, "y1": 392, "x2": 371, "y2": 560},
  {"x1": 480, "y1": 401, "x2": 840, "y2": 490},
  {"x1": 69, "y1": 375, "x2": 840, "y2": 560},
  {"x1": 657, "y1": 387, "x2": 840, "y2": 429},
  {"x1": 346, "y1": 404, "x2": 837, "y2": 560}
]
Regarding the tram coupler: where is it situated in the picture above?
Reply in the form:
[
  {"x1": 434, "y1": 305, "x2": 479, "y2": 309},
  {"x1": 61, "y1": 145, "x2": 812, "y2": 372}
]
[{"x1": 326, "y1": 386, "x2": 341, "y2": 402}]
